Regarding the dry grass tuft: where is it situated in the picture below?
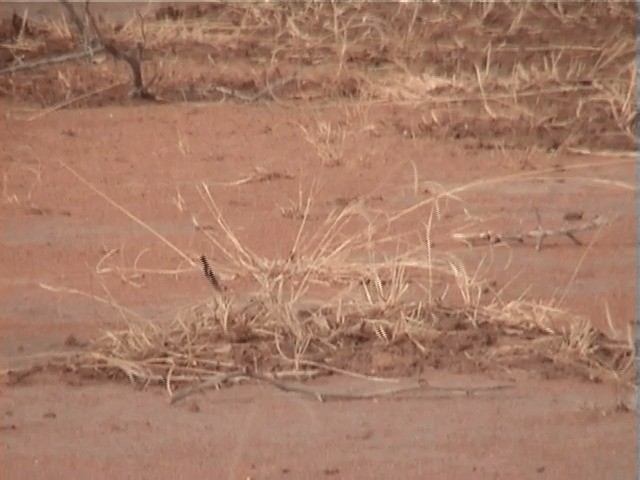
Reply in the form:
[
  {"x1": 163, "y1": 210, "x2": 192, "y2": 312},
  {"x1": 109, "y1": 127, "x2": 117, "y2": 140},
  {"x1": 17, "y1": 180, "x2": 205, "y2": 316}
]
[{"x1": 62, "y1": 181, "x2": 633, "y2": 394}]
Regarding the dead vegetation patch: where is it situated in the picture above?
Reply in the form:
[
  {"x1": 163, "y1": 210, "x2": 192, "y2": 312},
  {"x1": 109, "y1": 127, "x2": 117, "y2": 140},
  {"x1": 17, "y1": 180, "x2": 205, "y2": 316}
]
[
  {"x1": 12, "y1": 169, "x2": 630, "y2": 401},
  {"x1": 0, "y1": 1, "x2": 636, "y2": 151},
  {"x1": 72, "y1": 288, "x2": 630, "y2": 390}
]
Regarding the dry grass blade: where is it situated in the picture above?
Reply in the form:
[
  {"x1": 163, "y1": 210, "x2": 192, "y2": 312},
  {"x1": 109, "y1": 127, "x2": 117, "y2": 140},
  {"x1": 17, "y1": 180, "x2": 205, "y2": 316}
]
[
  {"x1": 39, "y1": 282, "x2": 142, "y2": 321},
  {"x1": 388, "y1": 158, "x2": 635, "y2": 226},
  {"x1": 57, "y1": 158, "x2": 197, "y2": 268}
]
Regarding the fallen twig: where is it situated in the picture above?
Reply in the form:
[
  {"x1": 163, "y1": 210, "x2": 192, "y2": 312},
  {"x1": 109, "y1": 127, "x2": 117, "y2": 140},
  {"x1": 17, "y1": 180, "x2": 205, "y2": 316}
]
[
  {"x1": 452, "y1": 215, "x2": 610, "y2": 251},
  {"x1": 26, "y1": 81, "x2": 123, "y2": 121},
  {"x1": 212, "y1": 167, "x2": 295, "y2": 186},
  {"x1": 0, "y1": 47, "x2": 104, "y2": 75},
  {"x1": 566, "y1": 147, "x2": 637, "y2": 158},
  {"x1": 210, "y1": 74, "x2": 298, "y2": 103},
  {"x1": 169, "y1": 371, "x2": 514, "y2": 404}
]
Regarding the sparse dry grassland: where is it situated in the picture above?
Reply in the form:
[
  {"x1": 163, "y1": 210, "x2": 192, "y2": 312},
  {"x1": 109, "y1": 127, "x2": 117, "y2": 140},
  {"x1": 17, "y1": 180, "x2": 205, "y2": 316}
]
[
  {"x1": 1, "y1": 2, "x2": 635, "y2": 150},
  {"x1": 1, "y1": 1, "x2": 635, "y2": 399}
]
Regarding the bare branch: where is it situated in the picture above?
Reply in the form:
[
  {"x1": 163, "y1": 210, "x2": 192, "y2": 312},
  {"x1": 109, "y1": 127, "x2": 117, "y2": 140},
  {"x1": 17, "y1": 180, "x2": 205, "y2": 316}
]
[
  {"x1": 1, "y1": 0, "x2": 155, "y2": 102},
  {"x1": 0, "y1": 48, "x2": 103, "y2": 75},
  {"x1": 84, "y1": 2, "x2": 156, "y2": 100},
  {"x1": 452, "y1": 216, "x2": 610, "y2": 251},
  {"x1": 59, "y1": 0, "x2": 89, "y2": 46}
]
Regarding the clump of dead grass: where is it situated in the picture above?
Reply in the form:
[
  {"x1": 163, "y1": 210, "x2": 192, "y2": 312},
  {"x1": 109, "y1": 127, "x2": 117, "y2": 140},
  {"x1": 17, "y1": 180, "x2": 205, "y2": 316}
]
[{"x1": 64, "y1": 179, "x2": 633, "y2": 393}]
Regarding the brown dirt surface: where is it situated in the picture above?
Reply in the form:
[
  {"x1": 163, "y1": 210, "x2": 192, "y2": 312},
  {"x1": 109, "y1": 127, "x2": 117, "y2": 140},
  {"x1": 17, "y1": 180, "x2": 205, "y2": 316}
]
[{"x1": 0, "y1": 2, "x2": 637, "y2": 479}]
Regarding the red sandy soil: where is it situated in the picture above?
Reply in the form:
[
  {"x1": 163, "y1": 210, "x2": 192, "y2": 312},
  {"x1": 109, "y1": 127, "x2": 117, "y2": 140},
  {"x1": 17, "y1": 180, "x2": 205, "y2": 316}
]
[{"x1": 0, "y1": 2, "x2": 637, "y2": 479}]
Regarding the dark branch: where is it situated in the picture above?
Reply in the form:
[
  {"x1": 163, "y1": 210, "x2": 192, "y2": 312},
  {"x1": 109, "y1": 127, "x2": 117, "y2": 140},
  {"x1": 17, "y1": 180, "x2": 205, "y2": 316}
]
[
  {"x1": 59, "y1": 0, "x2": 89, "y2": 46},
  {"x1": 84, "y1": 3, "x2": 155, "y2": 100}
]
